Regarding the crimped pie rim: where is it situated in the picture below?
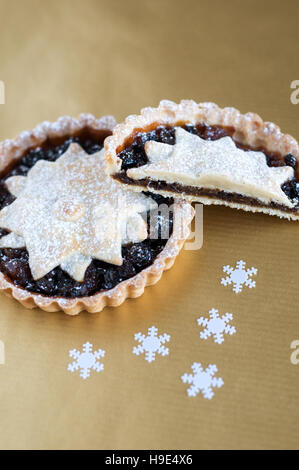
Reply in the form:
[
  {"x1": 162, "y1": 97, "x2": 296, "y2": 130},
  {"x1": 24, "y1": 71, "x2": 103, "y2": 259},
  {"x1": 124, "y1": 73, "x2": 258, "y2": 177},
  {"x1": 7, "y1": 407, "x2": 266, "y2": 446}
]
[
  {"x1": 105, "y1": 99, "x2": 299, "y2": 173},
  {"x1": 104, "y1": 100, "x2": 299, "y2": 220},
  {"x1": 0, "y1": 114, "x2": 194, "y2": 315}
]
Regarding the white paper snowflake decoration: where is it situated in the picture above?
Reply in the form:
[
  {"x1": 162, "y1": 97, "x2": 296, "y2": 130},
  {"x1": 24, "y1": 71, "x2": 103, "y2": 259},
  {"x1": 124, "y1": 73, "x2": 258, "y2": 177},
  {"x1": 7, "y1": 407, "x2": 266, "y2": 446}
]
[
  {"x1": 67, "y1": 342, "x2": 105, "y2": 379},
  {"x1": 181, "y1": 363, "x2": 224, "y2": 399},
  {"x1": 197, "y1": 308, "x2": 236, "y2": 344},
  {"x1": 133, "y1": 326, "x2": 170, "y2": 362},
  {"x1": 221, "y1": 260, "x2": 258, "y2": 293}
]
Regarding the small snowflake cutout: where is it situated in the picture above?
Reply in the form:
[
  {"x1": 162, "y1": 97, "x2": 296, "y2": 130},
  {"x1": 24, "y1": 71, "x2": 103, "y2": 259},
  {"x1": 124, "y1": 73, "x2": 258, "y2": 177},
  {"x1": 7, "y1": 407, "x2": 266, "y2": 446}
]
[
  {"x1": 67, "y1": 342, "x2": 105, "y2": 379},
  {"x1": 197, "y1": 308, "x2": 236, "y2": 344},
  {"x1": 221, "y1": 260, "x2": 258, "y2": 293},
  {"x1": 133, "y1": 326, "x2": 170, "y2": 362},
  {"x1": 181, "y1": 363, "x2": 224, "y2": 399}
]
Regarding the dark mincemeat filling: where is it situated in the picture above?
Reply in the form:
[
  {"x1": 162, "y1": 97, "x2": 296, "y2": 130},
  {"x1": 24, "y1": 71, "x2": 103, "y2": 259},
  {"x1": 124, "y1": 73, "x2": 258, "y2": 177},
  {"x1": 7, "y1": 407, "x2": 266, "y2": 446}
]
[
  {"x1": 115, "y1": 124, "x2": 299, "y2": 212},
  {"x1": 0, "y1": 130, "x2": 173, "y2": 298}
]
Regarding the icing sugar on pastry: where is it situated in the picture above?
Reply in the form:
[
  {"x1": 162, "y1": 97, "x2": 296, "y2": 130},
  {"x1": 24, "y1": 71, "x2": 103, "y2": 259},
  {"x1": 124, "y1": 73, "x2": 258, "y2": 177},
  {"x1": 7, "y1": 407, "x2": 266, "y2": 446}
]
[
  {"x1": 127, "y1": 127, "x2": 295, "y2": 207},
  {"x1": 0, "y1": 143, "x2": 155, "y2": 281}
]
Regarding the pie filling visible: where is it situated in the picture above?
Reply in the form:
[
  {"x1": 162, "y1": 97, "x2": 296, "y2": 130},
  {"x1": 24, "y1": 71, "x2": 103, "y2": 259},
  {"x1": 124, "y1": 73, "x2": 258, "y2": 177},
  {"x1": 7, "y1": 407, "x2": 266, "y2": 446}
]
[
  {"x1": 0, "y1": 130, "x2": 173, "y2": 298},
  {"x1": 113, "y1": 124, "x2": 299, "y2": 213}
]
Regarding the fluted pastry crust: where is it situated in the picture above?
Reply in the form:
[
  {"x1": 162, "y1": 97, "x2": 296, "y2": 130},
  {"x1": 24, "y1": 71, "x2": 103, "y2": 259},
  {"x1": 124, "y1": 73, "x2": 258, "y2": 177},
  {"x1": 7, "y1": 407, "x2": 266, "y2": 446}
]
[
  {"x1": 105, "y1": 100, "x2": 299, "y2": 220},
  {"x1": 0, "y1": 114, "x2": 194, "y2": 314}
]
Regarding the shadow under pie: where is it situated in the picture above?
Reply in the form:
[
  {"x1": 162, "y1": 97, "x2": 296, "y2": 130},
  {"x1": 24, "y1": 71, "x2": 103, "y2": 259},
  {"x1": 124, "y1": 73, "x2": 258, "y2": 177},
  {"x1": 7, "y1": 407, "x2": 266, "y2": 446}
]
[{"x1": 0, "y1": 114, "x2": 194, "y2": 315}]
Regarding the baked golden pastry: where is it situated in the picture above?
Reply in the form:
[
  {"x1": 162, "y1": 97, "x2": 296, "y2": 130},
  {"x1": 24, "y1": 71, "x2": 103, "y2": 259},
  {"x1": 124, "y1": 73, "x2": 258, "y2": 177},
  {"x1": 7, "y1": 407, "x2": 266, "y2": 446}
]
[
  {"x1": 105, "y1": 100, "x2": 299, "y2": 220},
  {"x1": 0, "y1": 115, "x2": 194, "y2": 315}
]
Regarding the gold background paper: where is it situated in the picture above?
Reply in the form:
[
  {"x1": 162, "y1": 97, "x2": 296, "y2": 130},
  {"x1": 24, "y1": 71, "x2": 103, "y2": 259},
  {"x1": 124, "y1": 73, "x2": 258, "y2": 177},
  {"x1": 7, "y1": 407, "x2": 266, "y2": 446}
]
[{"x1": 0, "y1": 0, "x2": 299, "y2": 450}]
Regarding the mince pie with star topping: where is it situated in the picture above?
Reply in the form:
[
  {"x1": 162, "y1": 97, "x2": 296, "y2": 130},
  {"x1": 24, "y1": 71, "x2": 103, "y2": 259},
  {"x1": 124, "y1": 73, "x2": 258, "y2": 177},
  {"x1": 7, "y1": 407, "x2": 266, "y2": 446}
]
[
  {"x1": 0, "y1": 115, "x2": 194, "y2": 315},
  {"x1": 106, "y1": 100, "x2": 299, "y2": 220}
]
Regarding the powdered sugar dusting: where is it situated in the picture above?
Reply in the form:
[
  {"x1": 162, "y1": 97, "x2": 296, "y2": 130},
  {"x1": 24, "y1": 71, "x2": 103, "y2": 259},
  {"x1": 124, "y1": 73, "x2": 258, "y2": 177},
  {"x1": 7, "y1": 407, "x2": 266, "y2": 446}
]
[
  {"x1": 0, "y1": 114, "x2": 117, "y2": 173},
  {"x1": 105, "y1": 100, "x2": 299, "y2": 178},
  {"x1": 0, "y1": 144, "x2": 155, "y2": 281},
  {"x1": 128, "y1": 127, "x2": 294, "y2": 207},
  {"x1": 0, "y1": 112, "x2": 196, "y2": 314}
]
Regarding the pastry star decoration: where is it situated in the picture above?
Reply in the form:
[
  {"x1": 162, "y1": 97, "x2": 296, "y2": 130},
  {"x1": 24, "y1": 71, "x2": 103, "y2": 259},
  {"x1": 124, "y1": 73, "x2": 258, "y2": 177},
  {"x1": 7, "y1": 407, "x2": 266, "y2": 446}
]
[
  {"x1": 0, "y1": 144, "x2": 155, "y2": 281},
  {"x1": 127, "y1": 127, "x2": 295, "y2": 207}
]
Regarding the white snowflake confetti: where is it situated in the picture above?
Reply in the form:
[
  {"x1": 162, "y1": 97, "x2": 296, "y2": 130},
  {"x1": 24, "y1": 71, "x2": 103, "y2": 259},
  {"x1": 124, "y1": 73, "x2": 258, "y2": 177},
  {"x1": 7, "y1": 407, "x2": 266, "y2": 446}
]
[
  {"x1": 221, "y1": 260, "x2": 258, "y2": 293},
  {"x1": 181, "y1": 363, "x2": 224, "y2": 399},
  {"x1": 133, "y1": 326, "x2": 170, "y2": 362},
  {"x1": 197, "y1": 308, "x2": 236, "y2": 344},
  {"x1": 67, "y1": 342, "x2": 105, "y2": 379}
]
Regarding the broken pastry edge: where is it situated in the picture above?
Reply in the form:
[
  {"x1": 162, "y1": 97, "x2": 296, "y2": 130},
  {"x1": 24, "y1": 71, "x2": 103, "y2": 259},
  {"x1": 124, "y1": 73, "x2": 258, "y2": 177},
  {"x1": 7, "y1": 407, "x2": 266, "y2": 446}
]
[
  {"x1": 0, "y1": 200, "x2": 194, "y2": 315},
  {"x1": 105, "y1": 100, "x2": 299, "y2": 219},
  {"x1": 127, "y1": 127, "x2": 294, "y2": 208},
  {"x1": 110, "y1": 178, "x2": 299, "y2": 221},
  {"x1": 125, "y1": 171, "x2": 294, "y2": 209}
]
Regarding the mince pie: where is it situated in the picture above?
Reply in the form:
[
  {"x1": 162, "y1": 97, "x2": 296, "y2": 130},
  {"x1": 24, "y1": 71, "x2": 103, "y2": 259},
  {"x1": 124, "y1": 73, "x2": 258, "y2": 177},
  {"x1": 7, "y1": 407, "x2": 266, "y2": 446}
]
[
  {"x1": 105, "y1": 100, "x2": 299, "y2": 220},
  {"x1": 0, "y1": 115, "x2": 194, "y2": 315}
]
